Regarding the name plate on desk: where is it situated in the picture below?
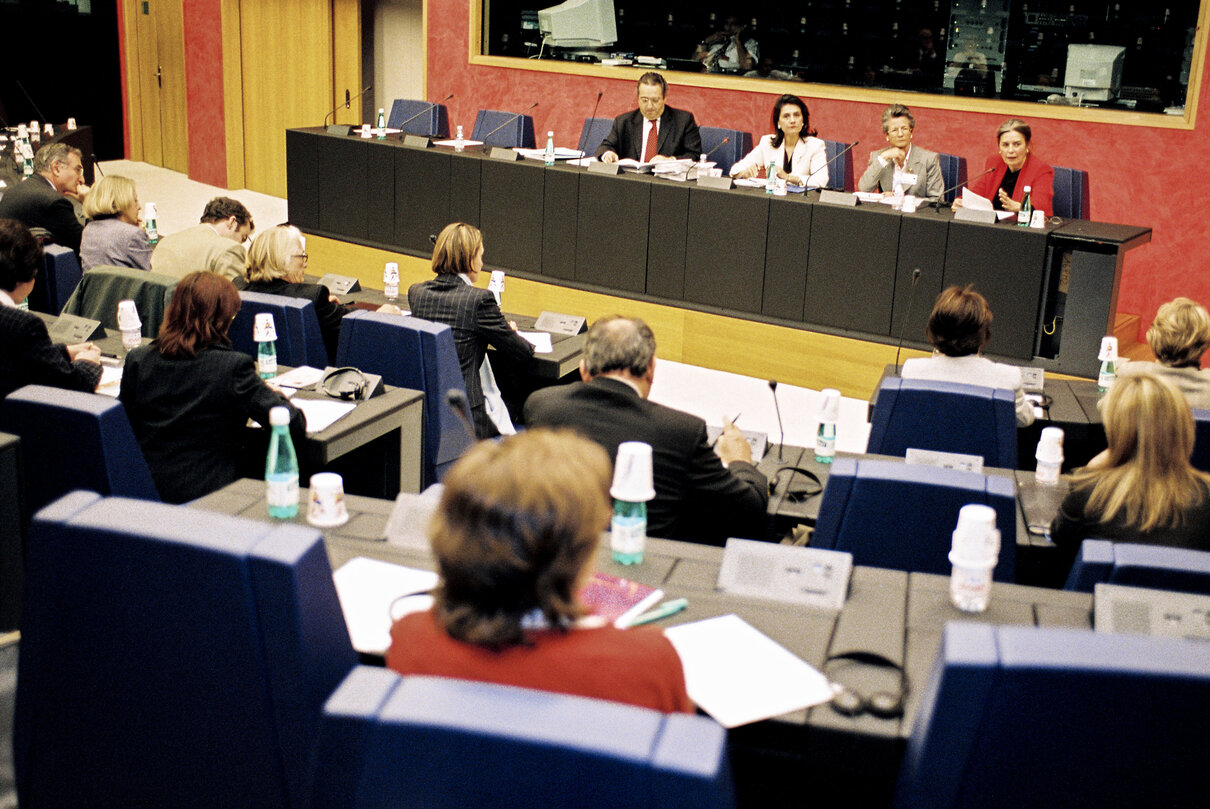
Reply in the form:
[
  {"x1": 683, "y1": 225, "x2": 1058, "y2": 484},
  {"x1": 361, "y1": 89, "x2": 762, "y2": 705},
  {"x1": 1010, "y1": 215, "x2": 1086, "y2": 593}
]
[
  {"x1": 48, "y1": 312, "x2": 104, "y2": 343},
  {"x1": 954, "y1": 206, "x2": 996, "y2": 224},
  {"x1": 489, "y1": 147, "x2": 523, "y2": 161},
  {"x1": 905, "y1": 447, "x2": 983, "y2": 474},
  {"x1": 817, "y1": 189, "x2": 858, "y2": 207},
  {"x1": 318, "y1": 273, "x2": 361, "y2": 295},
  {"x1": 696, "y1": 174, "x2": 733, "y2": 190},
  {"x1": 325, "y1": 124, "x2": 352, "y2": 136},
  {"x1": 717, "y1": 538, "x2": 852, "y2": 610},
  {"x1": 588, "y1": 161, "x2": 621, "y2": 175},
  {"x1": 402, "y1": 134, "x2": 432, "y2": 148},
  {"x1": 533, "y1": 310, "x2": 586, "y2": 336}
]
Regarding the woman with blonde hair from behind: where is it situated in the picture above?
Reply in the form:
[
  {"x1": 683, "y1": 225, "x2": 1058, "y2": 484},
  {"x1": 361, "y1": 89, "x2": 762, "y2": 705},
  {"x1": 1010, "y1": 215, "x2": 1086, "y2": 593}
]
[
  {"x1": 79, "y1": 175, "x2": 151, "y2": 271},
  {"x1": 1117, "y1": 297, "x2": 1210, "y2": 410},
  {"x1": 1050, "y1": 373, "x2": 1210, "y2": 573}
]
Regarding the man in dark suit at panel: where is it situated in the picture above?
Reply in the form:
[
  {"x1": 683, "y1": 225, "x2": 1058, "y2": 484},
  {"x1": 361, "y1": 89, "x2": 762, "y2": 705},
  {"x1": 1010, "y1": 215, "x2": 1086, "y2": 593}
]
[
  {"x1": 524, "y1": 316, "x2": 768, "y2": 546},
  {"x1": 0, "y1": 143, "x2": 86, "y2": 253},
  {"x1": 596, "y1": 72, "x2": 703, "y2": 164}
]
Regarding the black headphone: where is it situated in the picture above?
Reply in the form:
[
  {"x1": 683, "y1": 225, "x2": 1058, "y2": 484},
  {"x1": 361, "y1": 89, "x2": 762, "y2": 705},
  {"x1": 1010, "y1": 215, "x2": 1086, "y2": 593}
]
[
  {"x1": 769, "y1": 466, "x2": 823, "y2": 502},
  {"x1": 321, "y1": 367, "x2": 369, "y2": 400},
  {"x1": 825, "y1": 650, "x2": 909, "y2": 719}
]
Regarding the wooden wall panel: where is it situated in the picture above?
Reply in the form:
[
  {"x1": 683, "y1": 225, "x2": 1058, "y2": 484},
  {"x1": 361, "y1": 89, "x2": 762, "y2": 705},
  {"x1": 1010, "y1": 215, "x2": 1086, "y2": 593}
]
[
  {"x1": 221, "y1": 0, "x2": 244, "y2": 189},
  {"x1": 332, "y1": 0, "x2": 362, "y2": 126}
]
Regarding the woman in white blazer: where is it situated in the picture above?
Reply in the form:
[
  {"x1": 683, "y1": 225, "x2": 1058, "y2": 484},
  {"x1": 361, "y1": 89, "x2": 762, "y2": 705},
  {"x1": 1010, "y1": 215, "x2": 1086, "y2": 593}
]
[{"x1": 729, "y1": 94, "x2": 828, "y2": 188}]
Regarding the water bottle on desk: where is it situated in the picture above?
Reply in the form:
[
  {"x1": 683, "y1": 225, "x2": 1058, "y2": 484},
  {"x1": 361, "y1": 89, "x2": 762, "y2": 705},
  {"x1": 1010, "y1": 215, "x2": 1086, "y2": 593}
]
[
  {"x1": 376, "y1": 107, "x2": 386, "y2": 139},
  {"x1": 266, "y1": 406, "x2": 300, "y2": 520},
  {"x1": 383, "y1": 261, "x2": 399, "y2": 301},
  {"x1": 949, "y1": 504, "x2": 999, "y2": 613},
  {"x1": 610, "y1": 441, "x2": 655, "y2": 565},
  {"x1": 766, "y1": 160, "x2": 777, "y2": 194},
  {"x1": 144, "y1": 202, "x2": 159, "y2": 246},
  {"x1": 1097, "y1": 336, "x2": 1118, "y2": 393},
  {"x1": 544, "y1": 131, "x2": 556, "y2": 166},
  {"x1": 253, "y1": 312, "x2": 278, "y2": 379},
  {"x1": 1017, "y1": 185, "x2": 1033, "y2": 227},
  {"x1": 815, "y1": 388, "x2": 840, "y2": 463}
]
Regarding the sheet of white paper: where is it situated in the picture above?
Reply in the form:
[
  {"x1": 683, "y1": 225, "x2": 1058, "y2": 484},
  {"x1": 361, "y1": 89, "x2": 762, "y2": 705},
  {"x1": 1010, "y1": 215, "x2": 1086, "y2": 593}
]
[
  {"x1": 292, "y1": 398, "x2": 357, "y2": 433},
  {"x1": 515, "y1": 147, "x2": 585, "y2": 160},
  {"x1": 960, "y1": 187, "x2": 993, "y2": 209},
  {"x1": 95, "y1": 365, "x2": 123, "y2": 398},
  {"x1": 333, "y1": 557, "x2": 439, "y2": 654},
  {"x1": 519, "y1": 331, "x2": 553, "y2": 353},
  {"x1": 273, "y1": 365, "x2": 325, "y2": 389},
  {"x1": 854, "y1": 191, "x2": 885, "y2": 202},
  {"x1": 664, "y1": 614, "x2": 834, "y2": 728},
  {"x1": 432, "y1": 138, "x2": 484, "y2": 147}
]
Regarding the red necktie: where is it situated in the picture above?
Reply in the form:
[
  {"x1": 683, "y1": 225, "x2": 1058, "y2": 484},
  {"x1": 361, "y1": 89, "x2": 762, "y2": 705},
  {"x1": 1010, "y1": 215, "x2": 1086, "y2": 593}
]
[{"x1": 643, "y1": 122, "x2": 658, "y2": 163}]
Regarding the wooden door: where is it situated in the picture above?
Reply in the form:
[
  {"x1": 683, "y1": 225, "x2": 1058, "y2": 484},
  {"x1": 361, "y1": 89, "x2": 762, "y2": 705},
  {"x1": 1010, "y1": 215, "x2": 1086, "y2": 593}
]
[{"x1": 123, "y1": 0, "x2": 189, "y2": 173}]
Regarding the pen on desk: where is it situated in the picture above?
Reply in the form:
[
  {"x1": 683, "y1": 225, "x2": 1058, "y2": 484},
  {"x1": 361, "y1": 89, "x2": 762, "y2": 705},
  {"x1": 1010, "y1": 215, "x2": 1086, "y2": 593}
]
[{"x1": 629, "y1": 598, "x2": 688, "y2": 626}]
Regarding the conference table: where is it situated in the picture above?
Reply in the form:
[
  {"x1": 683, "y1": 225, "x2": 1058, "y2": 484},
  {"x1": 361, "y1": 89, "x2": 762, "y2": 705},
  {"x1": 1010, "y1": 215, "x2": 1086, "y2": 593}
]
[
  {"x1": 193, "y1": 477, "x2": 1094, "y2": 809},
  {"x1": 286, "y1": 126, "x2": 1151, "y2": 379}
]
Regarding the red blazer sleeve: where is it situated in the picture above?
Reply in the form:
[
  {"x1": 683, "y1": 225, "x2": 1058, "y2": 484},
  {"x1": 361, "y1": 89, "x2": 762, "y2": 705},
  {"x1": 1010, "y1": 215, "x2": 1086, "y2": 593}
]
[
  {"x1": 968, "y1": 155, "x2": 1006, "y2": 201},
  {"x1": 1021, "y1": 156, "x2": 1054, "y2": 217}
]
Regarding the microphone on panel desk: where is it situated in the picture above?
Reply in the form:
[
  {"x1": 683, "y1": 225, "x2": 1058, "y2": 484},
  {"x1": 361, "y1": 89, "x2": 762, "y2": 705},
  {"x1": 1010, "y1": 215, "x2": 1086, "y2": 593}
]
[
  {"x1": 813, "y1": 140, "x2": 859, "y2": 191},
  {"x1": 479, "y1": 102, "x2": 539, "y2": 152},
  {"x1": 702, "y1": 136, "x2": 731, "y2": 161},
  {"x1": 893, "y1": 268, "x2": 923, "y2": 373},
  {"x1": 577, "y1": 90, "x2": 605, "y2": 163},
  {"x1": 768, "y1": 379, "x2": 784, "y2": 462},
  {"x1": 395, "y1": 93, "x2": 454, "y2": 136},
  {"x1": 324, "y1": 85, "x2": 373, "y2": 127},
  {"x1": 15, "y1": 81, "x2": 49, "y2": 128},
  {"x1": 932, "y1": 167, "x2": 994, "y2": 210},
  {"x1": 91, "y1": 154, "x2": 104, "y2": 177}
]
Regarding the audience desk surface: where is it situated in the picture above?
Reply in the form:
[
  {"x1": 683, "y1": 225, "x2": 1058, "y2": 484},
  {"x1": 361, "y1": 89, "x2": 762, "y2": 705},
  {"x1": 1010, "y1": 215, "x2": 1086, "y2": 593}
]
[{"x1": 192, "y1": 477, "x2": 1093, "y2": 808}]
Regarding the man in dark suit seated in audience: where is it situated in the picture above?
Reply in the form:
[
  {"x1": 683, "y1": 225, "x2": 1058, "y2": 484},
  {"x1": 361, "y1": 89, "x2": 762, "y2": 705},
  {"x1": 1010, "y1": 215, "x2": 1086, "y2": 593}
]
[
  {"x1": 524, "y1": 315, "x2": 768, "y2": 545},
  {"x1": 0, "y1": 143, "x2": 87, "y2": 253},
  {"x1": 0, "y1": 218, "x2": 101, "y2": 398},
  {"x1": 595, "y1": 72, "x2": 703, "y2": 164}
]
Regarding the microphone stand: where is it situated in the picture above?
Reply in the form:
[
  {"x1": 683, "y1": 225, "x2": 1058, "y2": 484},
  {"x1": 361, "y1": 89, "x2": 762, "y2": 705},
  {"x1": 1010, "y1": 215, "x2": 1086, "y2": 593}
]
[
  {"x1": 324, "y1": 85, "x2": 373, "y2": 127},
  {"x1": 479, "y1": 103, "x2": 539, "y2": 152},
  {"x1": 395, "y1": 93, "x2": 454, "y2": 137}
]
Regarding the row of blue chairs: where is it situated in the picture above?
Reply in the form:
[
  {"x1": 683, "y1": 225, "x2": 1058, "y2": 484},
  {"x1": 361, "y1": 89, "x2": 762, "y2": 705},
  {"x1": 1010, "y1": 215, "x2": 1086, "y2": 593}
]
[
  {"x1": 391, "y1": 99, "x2": 1090, "y2": 216},
  {"x1": 15, "y1": 490, "x2": 733, "y2": 809}
]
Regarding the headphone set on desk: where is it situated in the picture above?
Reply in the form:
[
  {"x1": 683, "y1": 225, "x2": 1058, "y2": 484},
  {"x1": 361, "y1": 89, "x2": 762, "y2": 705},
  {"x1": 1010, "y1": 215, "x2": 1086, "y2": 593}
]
[
  {"x1": 825, "y1": 650, "x2": 910, "y2": 719},
  {"x1": 321, "y1": 367, "x2": 370, "y2": 400},
  {"x1": 769, "y1": 466, "x2": 823, "y2": 503}
]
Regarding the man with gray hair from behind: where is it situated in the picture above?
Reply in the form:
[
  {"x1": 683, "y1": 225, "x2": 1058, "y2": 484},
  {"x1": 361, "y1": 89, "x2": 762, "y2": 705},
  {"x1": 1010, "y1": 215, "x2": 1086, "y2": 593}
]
[
  {"x1": 524, "y1": 315, "x2": 769, "y2": 546},
  {"x1": 0, "y1": 142, "x2": 88, "y2": 252}
]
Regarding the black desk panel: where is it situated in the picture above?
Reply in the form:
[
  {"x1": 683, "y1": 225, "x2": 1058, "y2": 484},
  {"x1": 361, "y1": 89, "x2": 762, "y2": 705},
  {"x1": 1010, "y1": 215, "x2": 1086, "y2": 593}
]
[
  {"x1": 479, "y1": 160, "x2": 545, "y2": 275},
  {"x1": 285, "y1": 130, "x2": 319, "y2": 231},
  {"x1": 763, "y1": 197, "x2": 812, "y2": 321},
  {"x1": 449, "y1": 155, "x2": 482, "y2": 227},
  {"x1": 943, "y1": 221, "x2": 1051, "y2": 360},
  {"x1": 392, "y1": 147, "x2": 452, "y2": 254},
  {"x1": 317, "y1": 136, "x2": 370, "y2": 240},
  {"x1": 367, "y1": 145, "x2": 395, "y2": 244},
  {"x1": 575, "y1": 172, "x2": 651, "y2": 293},
  {"x1": 540, "y1": 166, "x2": 580, "y2": 281},
  {"x1": 893, "y1": 214, "x2": 950, "y2": 344},
  {"x1": 647, "y1": 183, "x2": 691, "y2": 300},
  {"x1": 685, "y1": 187, "x2": 768, "y2": 315},
  {"x1": 805, "y1": 202, "x2": 901, "y2": 335}
]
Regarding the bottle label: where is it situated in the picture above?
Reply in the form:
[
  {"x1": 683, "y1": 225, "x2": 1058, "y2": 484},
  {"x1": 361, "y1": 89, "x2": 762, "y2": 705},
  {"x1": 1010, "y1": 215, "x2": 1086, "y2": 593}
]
[
  {"x1": 1098, "y1": 371, "x2": 1115, "y2": 390},
  {"x1": 610, "y1": 516, "x2": 646, "y2": 555},
  {"x1": 815, "y1": 435, "x2": 835, "y2": 456},
  {"x1": 267, "y1": 474, "x2": 299, "y2": 508},
  {"x1": 258, "y1": 353, "x2": 277, "y2": 377}
]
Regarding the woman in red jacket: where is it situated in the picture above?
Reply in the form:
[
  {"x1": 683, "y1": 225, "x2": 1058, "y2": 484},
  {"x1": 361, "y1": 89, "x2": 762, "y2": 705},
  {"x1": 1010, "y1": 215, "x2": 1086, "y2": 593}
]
[{"x1": 961, "y1": 118, "x2": 1054, "y2": 217}]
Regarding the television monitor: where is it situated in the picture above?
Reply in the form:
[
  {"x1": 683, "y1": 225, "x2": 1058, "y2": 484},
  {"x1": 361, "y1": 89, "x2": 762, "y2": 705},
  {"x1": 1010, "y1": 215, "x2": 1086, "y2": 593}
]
[
  {"x1": 1064, "y1": 44, "x2": 1126, "y2": 102},
  {"x1": 538, "y1": 0, "x2": 617, "y2": 48}
]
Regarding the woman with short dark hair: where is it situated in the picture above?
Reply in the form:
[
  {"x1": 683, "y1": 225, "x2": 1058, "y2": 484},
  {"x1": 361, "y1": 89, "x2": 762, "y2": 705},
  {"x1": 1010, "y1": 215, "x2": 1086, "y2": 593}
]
[
  {"x1": 386, "y1": 428, "x2": 694, "y2": 713},
  {"x1": 120, "y1": 271, "x2": 305, "y2": 503},
  {"x1": 901, "y1": 284, "x2": 1035, "y2": 426}
]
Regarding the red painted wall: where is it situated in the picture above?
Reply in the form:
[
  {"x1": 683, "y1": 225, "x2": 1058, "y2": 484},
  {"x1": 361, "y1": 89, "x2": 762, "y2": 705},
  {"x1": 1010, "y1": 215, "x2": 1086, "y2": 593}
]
[
  {"x1": 182, "y1": 0, "x2": 227, "y2": 187},
  {"x1": 428, "y1": 0, "x2": 1210, "y2": 332}
]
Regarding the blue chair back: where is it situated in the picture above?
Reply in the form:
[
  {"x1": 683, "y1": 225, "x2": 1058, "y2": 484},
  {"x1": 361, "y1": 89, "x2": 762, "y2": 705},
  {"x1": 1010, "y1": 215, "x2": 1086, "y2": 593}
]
[
  {"x1": 336, "y1": 310, "x2": 472, "y2": 486},
  {"x1": 0, "y1": 384, "x2": 158, "y2": 511},
  {"x1": 26, "y1": 244, "x2": 83, "y2": 316},
  {"x1": 868, "y1": 377, "x2": 1018, "y2": 470},
  {"x1": 813, "y1": 457, "x2": 1016, "y2": 581},
  {"x1": 0, "y1": 431, "x2": 22, "y2": 632},
  {"x1": 310, "y1": 667, "x2": 734, "y2": 809},
  {"x1": 231, "y1": 291, "x2": 329, "y2": 369},
  {"x1": 387, "y1": 98, "x2": 451, "y2": 138},
  {"x1": 15, "y1": 491, "x2": 357, "y2": 809},
  {"x1": 1065, "y1": 539, "x2": 1210, "y2": 594},
  {"x1": 894, "y1": 623, "x2": 1210, "y2": 809},
  {"x1": 823, "y1": 139, "x2": 856, "y2": 191},
  {"x1": 471, "y1": 109, "x2": 537, "y2": 148},
  {"x1": 577, "y1": 116, "x2": 614, "y2": 158},
  {"x1": 935, "y1": 152, "x2": 967, "y2": 204},
  {"x1": 1190, "y1": 408, "x2": 1210, "y2": 473},
  {"x1": 699, "y1": 126, "x2": 753, "y2": 175},
  {"x1": 1052, "y1": 165, "x2": 1090, "y2": 219}
]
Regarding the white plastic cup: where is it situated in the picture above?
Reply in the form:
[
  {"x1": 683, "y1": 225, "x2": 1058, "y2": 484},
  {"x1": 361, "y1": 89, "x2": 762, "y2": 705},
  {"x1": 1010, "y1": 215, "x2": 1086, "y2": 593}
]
[
  {"x1": 16, "y1": 124, "x2": 27, "y2": 139},
  {"x1": 43, "y1": 123, "x2": 53, "y2": 137},
  {"x1": 307, "y1": 472, "x2": 350, "y2": 527},
  {"x1": 948, "y1": 504, "x2": 999, "y2": 613},
  {"x1": 360, "y1": 123, "x2": 372, "y2": 138},
  {"x1": 253, "y1": 312, "x2": 278, "y2": 343},
  {"x1": 1034, "y1": 426, "x2": 1065, "y2": 484},
  {"x1": 1098, "y1": 336, "x2": 1119, "y2": 362},
  {"x1": 610, "y1": 441, "x2": 655, "y2": 502},
  {"x1": 66, "y1": 117, "x2": 77, "y2": 130},
  {"x1": 1030, "y1": 209, "x2": 1046, "y2": 228},
  {"x1": 383, "y1": 261, "x2": 399, "y2": 301},
  {"x1": 902, "y1": 196, "x2": 920, "y2": 214},
  {"x1": 116, "y1": 300, "x2": 141, "y2": 348}
]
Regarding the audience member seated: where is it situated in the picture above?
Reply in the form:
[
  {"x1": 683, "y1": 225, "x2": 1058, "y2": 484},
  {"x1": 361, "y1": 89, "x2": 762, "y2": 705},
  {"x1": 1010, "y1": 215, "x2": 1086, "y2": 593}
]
[
  {"x1": 1050, "y1": 374, "x2": 1210, "y2": 573},
  {"x1": 386, "y1": 428, "x2": 695, "y2": 714},
  {"x1": 901, "y1": 285, "x2": 1035, "y2": 427},
  {"x1": 150, "y1": 196, "x2": 254, "y2": 282},
  {"x1": 693, "y1": 14, "x2": 759, "y2": 73},
  {"x1": 0, "y1": 219, "x2": 100, "y2": 398},
  {"x1": 119, "y1": 271, "x2": 304, "y2": 504},
  {"x1": 524, "y1": 316, "x2": 769, "y2": 545},
  {"x1": 729, "y1": 94, "x2": 827, "y2": 189},
  {"x1": 0, "y1": 143, "x2": 87, "y2": 253},
  {"x1": 595, "y1": 72, "x2": 703, "y2": 164},
  {"x1": 409, "y1": 222, "x2": 534, "y2": 438},
  {"x1": 80, "y1": 175, "x2": 152, "y2": 271},
  {"x1": 1117, "y1": 297, "x2": 1210, "y2": 410}
]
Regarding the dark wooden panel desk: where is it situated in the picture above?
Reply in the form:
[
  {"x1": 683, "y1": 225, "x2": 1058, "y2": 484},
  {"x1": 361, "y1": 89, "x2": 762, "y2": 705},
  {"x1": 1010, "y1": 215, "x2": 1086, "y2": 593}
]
[
  {"x1": 194, "y1": 477, "x2": 1093, "y2": 809},
  {"x1": 286, "y1": 127, "x2": 1151, "y2": 378}
]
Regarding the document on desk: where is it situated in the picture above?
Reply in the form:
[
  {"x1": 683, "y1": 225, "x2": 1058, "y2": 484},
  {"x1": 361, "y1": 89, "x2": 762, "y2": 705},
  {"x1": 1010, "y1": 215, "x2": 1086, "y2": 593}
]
[
  {"x1": 292, "y1": 398, "x2": 357, "y2": 433},
  {"x1": 273, "y1": 365, "x2": 325, "y2": 390},
  {"x1": 95, "y1": 365, "x2": 123, "y2": 398},
  {"x1": 333, "y1": 557, "x2": 439, "y2": 655},
  {"x1": 664, "y1": 614, "x2": 833, "y2": 728},
  {"x1": 960, "y1": 188, "x2": 1017, "y2": 221},
  {"x1": 519, "y1": 331, "x2": 553, "y2": 353}
]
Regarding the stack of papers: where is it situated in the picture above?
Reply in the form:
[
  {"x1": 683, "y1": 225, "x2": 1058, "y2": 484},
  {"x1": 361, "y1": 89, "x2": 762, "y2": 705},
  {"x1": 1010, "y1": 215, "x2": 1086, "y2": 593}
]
[
  {"x1": 333, "y1": 557, "x2": 439, "y2": 654},
  {"x1": 515, "y1": 147, "x2": 585, "y2": 161}
]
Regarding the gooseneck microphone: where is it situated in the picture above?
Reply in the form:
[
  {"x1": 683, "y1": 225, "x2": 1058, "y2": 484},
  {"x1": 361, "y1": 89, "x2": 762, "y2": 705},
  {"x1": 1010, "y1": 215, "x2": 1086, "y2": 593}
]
[
  {"x1": 15, "y1": 81, "x2": 49, "y2": 126},
  {"x1": 933, "y1": 167, "x2": 995, "y2": 209},
  {"x1": 702, "y1": 136, "x2": 731, "y2": 161},
  {"x1": 446, "y1": 389, "x2": 476, "y2": 439},
  {"x1": 894, "y1": 268, "x2": 923, "y2": 373},
  {"x1": 479, "y1": 102, "x2": 539, "y2": 152},
  {"x1": 815, "y1": 140, "x2": 859, "y2": 190},
  {"x1": 395, "y1": 93, "x2": 454, "y2": 135},
  {"x1": 323, "y1": 84, "x2": 373, "y2": 126},
  {"x1": 578, "y1": 91, "x2": 604, "y2": 162},
  {"x1": 91, "y1": 154, "x2": 104, "y2": 177},
  {"x1": 768, "y1": 379, "x2": 784, "y2": 462}
]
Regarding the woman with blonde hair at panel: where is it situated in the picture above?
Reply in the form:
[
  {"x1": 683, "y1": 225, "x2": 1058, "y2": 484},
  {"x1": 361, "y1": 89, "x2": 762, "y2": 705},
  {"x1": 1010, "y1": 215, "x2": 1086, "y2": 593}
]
[
  {"x1": 79, "y1": 175, "x2": 152, "y2": 271},
  {"x1": 1050, "y1": 373, "x2": 1210, "y2": 573},
  {"x1": 1117, "y1": 297, "x2": 1210, "y2": 410}
]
